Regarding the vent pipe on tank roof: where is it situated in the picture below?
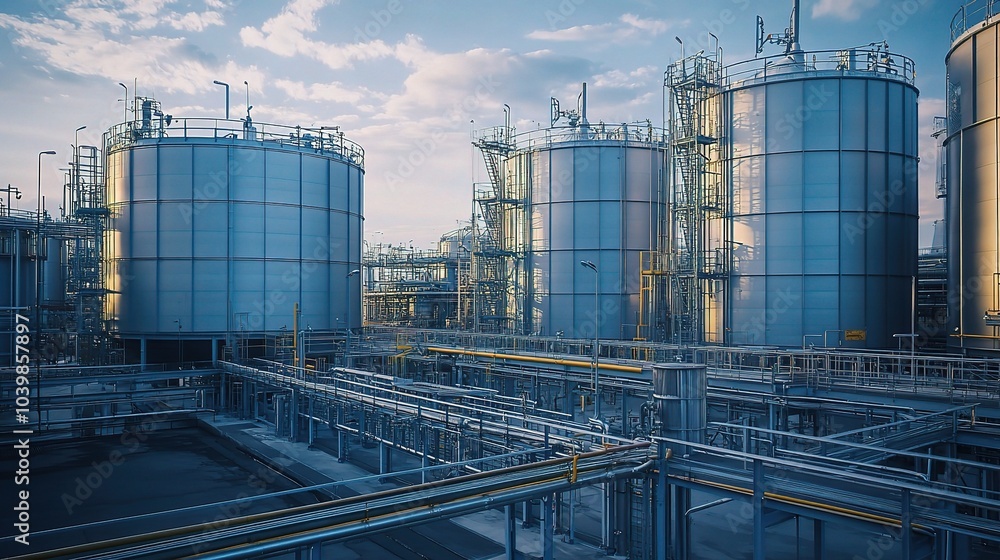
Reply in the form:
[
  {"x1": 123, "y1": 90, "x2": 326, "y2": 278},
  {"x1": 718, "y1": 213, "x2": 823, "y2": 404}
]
[{"x1": 789, "y1": 0, "x2": 802, "y2": 53}]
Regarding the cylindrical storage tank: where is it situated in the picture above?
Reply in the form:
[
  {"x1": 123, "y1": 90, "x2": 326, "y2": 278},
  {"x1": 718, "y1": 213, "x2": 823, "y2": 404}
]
[
  {"x1": 1, "y1": 218, "x2": 39, "y2": 366},
  {"x1": 104, "y1": 117, "x2": 364, "y2": 361},
  {"x1": 723, "y1": 49, "x2": 919, "y2": 348},
  {"x1": 43, "y1": 236, "x2": 65, "y2": 306},
  {"x1": 946, "y1": 2, "x2": 1000, "y2": 354},
  {"x1": 652, "y1": 362, "x2": 707, "y2": 445},
  {"x1": 505, "y1": 124, "x2": 666, "y2": 339}
]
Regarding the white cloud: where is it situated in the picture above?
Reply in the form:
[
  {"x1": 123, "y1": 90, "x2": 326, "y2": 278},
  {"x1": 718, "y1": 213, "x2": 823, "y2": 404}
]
[
  {"x1": 811, "y1": 0, "x2": 879, "y2": 21},
  {"x1": 592, "y1": 65, "x2": 659, "y2": 90},
  {"x1": 0, "y1": 7, "x2": 261, "y2": 95},
  {"x1": 527, "y1": 13, "x2": 673, "y2": 43},
  {"x1": 239, "y1": 0, "x2": 399, "y2": 69},
  {"x1": 167, "y1": 10, "x2": 225, "y2": 32},
  {"x1": 274, "y1": 79, "x2": 387, "y2": 107}
]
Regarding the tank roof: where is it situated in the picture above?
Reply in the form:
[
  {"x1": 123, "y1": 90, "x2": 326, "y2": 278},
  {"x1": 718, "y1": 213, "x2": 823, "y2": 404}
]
[
  {"x1": 475, "y1": 121, "x2": 666, "y2": 154},
  {"x1": 723, "y1": 46, "x2": 916, "y2": 90},
  {"x1": 103, "y1": 117, "x2": 365, "y2": 170}
]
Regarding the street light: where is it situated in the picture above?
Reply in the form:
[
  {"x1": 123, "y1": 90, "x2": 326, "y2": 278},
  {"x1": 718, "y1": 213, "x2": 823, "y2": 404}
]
[
  {"x1": 174, "y1": 320, "x2": 183, "y2": 366},
  {"x1": 118, "y1": 82, "x2": 128, "y2": 124},
  {"x1": 345, "y1": 269, "x2": 360, "y2": 367},
  {"x1": 36, "y1": 150, "x2": 55, "y2": 429},
  {"x1": 457, "y1": 244, "x2": 469, "y2": 329},
  {"x1": 71, "y1": 126, "x2": 86, "y2": 217},
  {"x1": 580, "y1": 260, "x2": 600, "y2": 419},
  {"x1": 213, "y1": 80, "x2": 230, "y2": 119}
]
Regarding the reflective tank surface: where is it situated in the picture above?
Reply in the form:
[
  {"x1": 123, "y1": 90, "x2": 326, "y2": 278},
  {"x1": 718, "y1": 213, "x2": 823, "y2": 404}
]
[
  {"x1": 722, "y1": 49, "x2": 920, "y2": 348},
  {"x1": 505, "y1": 125, "x2": 666, "y2": 340},
  {"x1": 1, "y1": 216, "x2": 39, "y2": 366},
  {"x1": 105, "y1": 119, "x2": 364, "y2": 344},
  {"x1": 946, "y1": 1, "x2": 1000, "y2": 353},
  {"x1": 652, "y1": 362, "x2": 707, "y2": 445}
]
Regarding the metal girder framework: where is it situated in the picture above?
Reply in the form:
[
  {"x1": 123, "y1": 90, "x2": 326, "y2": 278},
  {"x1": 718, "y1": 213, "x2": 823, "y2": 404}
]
[
  {"x1": 66, "y1": 145, "x2": 110, "y2": 364},
  {"x1": 362, "y1": 236, "x2": 472, "y2": 329},
  {"x1": 665, "y1": 50, "x2": 727, "y2": 345},
  {"x1": 472, "y1": 124, "x2": 523, "y2": 334}
]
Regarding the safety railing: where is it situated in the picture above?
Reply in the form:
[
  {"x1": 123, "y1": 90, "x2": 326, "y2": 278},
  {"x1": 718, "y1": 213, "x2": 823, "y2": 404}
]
[
  {"x1": 476, "y1": 121, "x2": 667, "y2": 154},
  {"x1": 723, "y1": 46, "x2": 916, "y2": 88},
  {"x1": 103, "y1": 118, "x2": 365, "y2": 169},
  {"x1": 952, "y1": 0, "x2": 999, "y2": 42}
]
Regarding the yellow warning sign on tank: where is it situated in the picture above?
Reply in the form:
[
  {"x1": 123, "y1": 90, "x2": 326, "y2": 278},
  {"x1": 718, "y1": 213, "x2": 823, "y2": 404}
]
[{"x1": 845, "y1": 330, "x2": 866, "y2": 341}]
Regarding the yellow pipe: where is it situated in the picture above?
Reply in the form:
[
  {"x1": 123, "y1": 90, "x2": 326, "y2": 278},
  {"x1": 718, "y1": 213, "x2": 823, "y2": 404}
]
[
  {"x1": 950, "y1": 333, "x2": 1000, "y2": 340},
  {"x1": 685, "y1": 477, "x2": 926, "y2": 530},
  {"x1": 427, "y1": 346, "x2": 644, "y2": 373}
]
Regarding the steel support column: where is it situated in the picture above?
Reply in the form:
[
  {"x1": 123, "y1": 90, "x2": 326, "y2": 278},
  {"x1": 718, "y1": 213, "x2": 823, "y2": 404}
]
[
  {"x1": 813, "y1": 518, "x2": 824, "y2": 560},
  {"x1": 656, "y1": 443, "x2": 668, "y2": 560},
  {"x1": 753, "y1": 458, "x2": 765, "y2": 560},
  {"x1": 541, "y1": 493, "x2": 554, "y2": 560},
  {"x1": 505, "y1": 504, "x2": 517, "y2": 560}
]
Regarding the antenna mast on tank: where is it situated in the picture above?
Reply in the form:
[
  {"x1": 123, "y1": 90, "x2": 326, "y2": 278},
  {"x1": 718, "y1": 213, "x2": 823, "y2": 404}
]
[{"x1": 756, "y1": 0, "x2": 801, "y2": 56}]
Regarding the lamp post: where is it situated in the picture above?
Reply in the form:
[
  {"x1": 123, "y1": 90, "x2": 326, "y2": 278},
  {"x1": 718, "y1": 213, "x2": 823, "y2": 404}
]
[
  {"x1": 118, "y1": 82, "x2": 128, "y2": 124},
  {"x1": 174, "y1": 320, "x2": 182, "y2": 366},
  {"x1": 36, "y1": 150, "x2": 55, "y2": 430},
  {"x1": 71, "y1": 126, "x2": 86, "y2": 216},
  {"x1": 345, "y1": 269, "x2": 360, "y2": 367},
  {"x1": 213, "y1": 80, "x2": 230, "y2": 120},
  {"x1": 1, "y1": 184, "x2": 21, "y2": 216},
  {"x1": 457, "y1": 244, "x2": 469, "y2": 329},
  {"x1": 580, "y1": 260, "x2": 600, "y2": 419}
]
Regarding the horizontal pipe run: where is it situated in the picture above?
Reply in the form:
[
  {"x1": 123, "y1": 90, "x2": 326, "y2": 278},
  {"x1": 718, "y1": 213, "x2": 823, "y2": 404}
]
[
  {"x1": 426, "y1": 346, "x2": 644, "y2": 373},
  {"x1": 17, "y1": 442, "x2": 648, "y2": 560},
  {"x1": 191, "y1": 460, "x2": 652, "y2": 560}
]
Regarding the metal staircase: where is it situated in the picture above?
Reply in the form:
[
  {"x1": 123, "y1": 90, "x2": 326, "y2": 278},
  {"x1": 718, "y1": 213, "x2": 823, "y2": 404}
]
[
  {"x1": 66, "y1": 145, "x2": 110, "y2": 364},
  {"x1": 665, "y1": 50, "x2": 726, "y2": 345},
  {"x1": 472, "y1": 122, "x2": 520, "y2": 333}
]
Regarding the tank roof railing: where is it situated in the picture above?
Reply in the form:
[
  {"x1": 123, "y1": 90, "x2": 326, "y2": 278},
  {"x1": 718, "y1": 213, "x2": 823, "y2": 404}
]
[
  {"x1": 481, "y1": 121, "x2": 667, "y2": 153},
  {"x1": 723, "y1": 46, "x2": 916, "y2": 89},
  {"x1": 103, "y1": 118, "x2": 365, "y2": 170},
  {"x1": 952, "y1": 0, "x2": 998, "y2": 42}
]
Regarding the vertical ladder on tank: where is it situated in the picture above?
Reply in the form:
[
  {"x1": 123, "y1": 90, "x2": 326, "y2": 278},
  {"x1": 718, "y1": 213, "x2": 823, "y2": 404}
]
[
  {"x1": 666, "y1": 49, "x2": 724, "y2": 346},
  {"x1": 67, "y1": 145, "x2": 110, "y2": 365},
  {"x1": 473, "y1": 124, "x2": 519, "y2": 333}
]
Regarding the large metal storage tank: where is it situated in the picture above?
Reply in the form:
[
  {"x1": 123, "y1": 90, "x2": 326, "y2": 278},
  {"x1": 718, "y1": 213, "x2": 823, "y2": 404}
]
[
  {"x1": 1, "y1": 216, "x2": 39, "y2": 366},
  {"x1": 105, "y1": 109, "x2": 364, "y2": 362},
  {"x1": 723, "y1": 48, "x2": 919, "y2": 348},
  {"x1": 946, "y1": 1, "x2": 1000, "y2": 354},
  {"x1": 505, "y1": 124, "x2": 666, "y2": 340}
]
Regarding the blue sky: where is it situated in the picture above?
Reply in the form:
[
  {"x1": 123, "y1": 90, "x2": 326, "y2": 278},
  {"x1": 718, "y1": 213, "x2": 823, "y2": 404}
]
[{"x1": 0, "y1": 0, "x2": 957, "y2": 249}]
